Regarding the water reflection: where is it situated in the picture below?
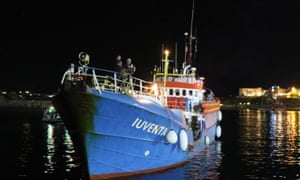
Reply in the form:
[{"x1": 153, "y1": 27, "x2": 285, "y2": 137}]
[
  {"x1": 129, "y1": 141, "x2": 223, "y2": 180},
  {"x1": 44, "y1": 124, "x2": 55, "y2": 173},
  {"x1": 237, "y1": 109, "x2": 300, "y2": 179},
  {"x1": 11, "y1": 110, "x2": 300, "y2": 179},
  {"x1": 42, "y1": 122, "x2": 80, "y2": 176},
  {"x1": 184, "y1": 141, "x2": 222, "y2": 180},
  {"x1": 17, "y1": 122, "x2": 34, "y2": 178}
]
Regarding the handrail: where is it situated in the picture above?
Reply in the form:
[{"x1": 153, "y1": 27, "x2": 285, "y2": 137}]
[
  {"x1": 64, "y1": 64, "x2": 153, "y2": 97},
  {"x1": 92, "y1": 69, "x2": 101, "y2": 95}
]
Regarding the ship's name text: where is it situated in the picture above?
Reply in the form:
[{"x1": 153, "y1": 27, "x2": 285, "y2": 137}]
[{"x1": 131, "y1": 118, "x2": 168, "y2": 136}]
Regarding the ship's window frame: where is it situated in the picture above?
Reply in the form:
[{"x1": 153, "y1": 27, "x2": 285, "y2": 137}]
[
  {"x1": 194, "y1": 90, "x2": 198, "y2": 97},
  {"x1": 182, "y1": 89, "x2": 186, "y2": 96},
  {"x1": 175, "y1": 89, "x2": 180, "y2": 96},
  {"x1": 189, "y1": 90, "x2": 193, "y2": 96},
  {"x1": 169, "y1": 89, "x2": 173, "y2": 96}
]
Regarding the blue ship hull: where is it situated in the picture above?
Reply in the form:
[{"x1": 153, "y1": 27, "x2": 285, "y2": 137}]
[{"x1": 54, "y1": 89, "x2": 219, "y2": 178}]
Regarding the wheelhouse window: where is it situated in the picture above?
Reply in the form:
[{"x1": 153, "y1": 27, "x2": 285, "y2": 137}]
[
  {"x1": 195, "y1": 91, "x2": 198, "y2": 97},
  {"x1": 182, "y1": 89, "x2": 186, "y2": 96},
  {"x1": 169, "y1": 89, "x2": 174, "y2": 96},
  {"x1": 175, "y1": 89, "x2": 180, "y2": 96},
  {"x1": 189, "y1": 90, "x2": 193, "y2": 96}
]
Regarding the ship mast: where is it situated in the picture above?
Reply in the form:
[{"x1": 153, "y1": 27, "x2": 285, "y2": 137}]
[{"x1": 186, "y1": 0, "x2": 195, "y2": 66}]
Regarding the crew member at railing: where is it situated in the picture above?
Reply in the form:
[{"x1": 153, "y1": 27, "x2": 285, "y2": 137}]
[
  {"x1": 125, "y1": 57, "x2": 136, "y2": 75},
  {"x1": 120, "y1": 58, "x2": 136, "y2": 94},
  {"x1": 115, "y1": 55, "x2": 123, "y2": 73},
  {"x1": 115, "y1": 54, "x2": 124, "y2": 88}
]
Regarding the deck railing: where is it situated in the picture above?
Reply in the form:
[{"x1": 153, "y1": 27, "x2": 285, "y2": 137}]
[{"x1": 61, "y1": 64, "x2": 154, "y2": 96}]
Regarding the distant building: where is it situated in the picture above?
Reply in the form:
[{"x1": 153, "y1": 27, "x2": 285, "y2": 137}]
[
  {"x1": 239, "y1": 87, "x2": 264, "y2": 97},
  {"x1": 239, "y1": 86, "x2": 300, "y2": 99}
]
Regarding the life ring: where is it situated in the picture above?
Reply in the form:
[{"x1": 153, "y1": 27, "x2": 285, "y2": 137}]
[
  {"x1": 166, "y1": 130, "x2": 178, "y2": 144},
  {"x1": 179, "y1": 130, "x2": 188, "y2": 151}
]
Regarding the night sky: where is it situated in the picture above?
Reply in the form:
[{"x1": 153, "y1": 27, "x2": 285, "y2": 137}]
[{"x1": 1, "y1": 1, "x2": 300, "y2": 97}]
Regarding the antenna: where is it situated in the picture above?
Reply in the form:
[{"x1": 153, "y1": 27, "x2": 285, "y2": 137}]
[
  {"x1": 175, "y1": 42, "x2": 178, "y2": 71},
  {"x1": 190, "y1": 0, "x2": 195, "y2": 40}
]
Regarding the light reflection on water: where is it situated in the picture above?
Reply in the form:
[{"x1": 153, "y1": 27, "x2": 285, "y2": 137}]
[
  {"x1": 236, "y1": 109, "x2": 300, "y2": 179},
  {"x1": 183, "y1": 141, "x2": 222, "y2": 180},
  {"x1": 44, "y1": 124, "x2": 55, "y2": 174},
  {"x1": 129, "y1": 142, "x2": 222, "y2": 180},
  {"x1": 13, "y1": 118, "x2": 81, "y2": 179},
  {"x1": 42, "y1": 122, "x2": 80, "y2": 177},
  {"x1": 14, "y1": 118, "x2": 223, "y2": 179},
  {"x1": 8, "y1": 109, "x2": 300, "y2": 179},
  {"x1": 17, "y1": 122, "x2": 34, "y2": 178}
]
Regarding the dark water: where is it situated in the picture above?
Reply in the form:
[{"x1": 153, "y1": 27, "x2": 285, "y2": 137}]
[{"x1": 2, "y1": 109, "x2": 300, "y2": 179}]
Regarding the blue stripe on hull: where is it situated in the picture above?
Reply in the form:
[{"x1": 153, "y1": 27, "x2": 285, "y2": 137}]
[
  {"x1": 84, "y1": 92, "x2": 192, "y2": 175},
  {"x1": 54, "y1": 90, "x2": 219, "y2": 177},
  {"x1": 80, "y1": 91, "x2": 217, "y2": 176}
]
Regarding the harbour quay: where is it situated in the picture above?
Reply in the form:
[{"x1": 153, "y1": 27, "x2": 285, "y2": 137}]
[
  {"x1": 220, "y1": 96, "x2": 300, "y2": 110},
  {"x1": 0, "y1": 91, "x2": 52, "y2": 116},
  {"x1": 0, "y1": 99, "x2": 51, "y2": 112}
]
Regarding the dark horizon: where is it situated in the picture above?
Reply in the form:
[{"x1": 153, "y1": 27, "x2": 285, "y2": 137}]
[{"x1": 1, "y1": 1, "x2": 300, "y2": 97}]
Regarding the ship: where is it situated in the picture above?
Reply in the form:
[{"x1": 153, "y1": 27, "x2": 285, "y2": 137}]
[{"x1": 52, "y1": 2, "x2": 222, "y2": 179}]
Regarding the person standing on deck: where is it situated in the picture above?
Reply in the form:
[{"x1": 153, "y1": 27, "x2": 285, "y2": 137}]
[
  {"x1": 115, "y1": 55, "x2": 123, "y2": 73},
  {"x1": 125, "y1": 57, "x2": 136, "y2": 75},
  {"x1": 120, "y1": 57, "x2": 136, "y2": 93},
  {"x1": 115, "y1": 54, "x2": 126, "y2": 89}
]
